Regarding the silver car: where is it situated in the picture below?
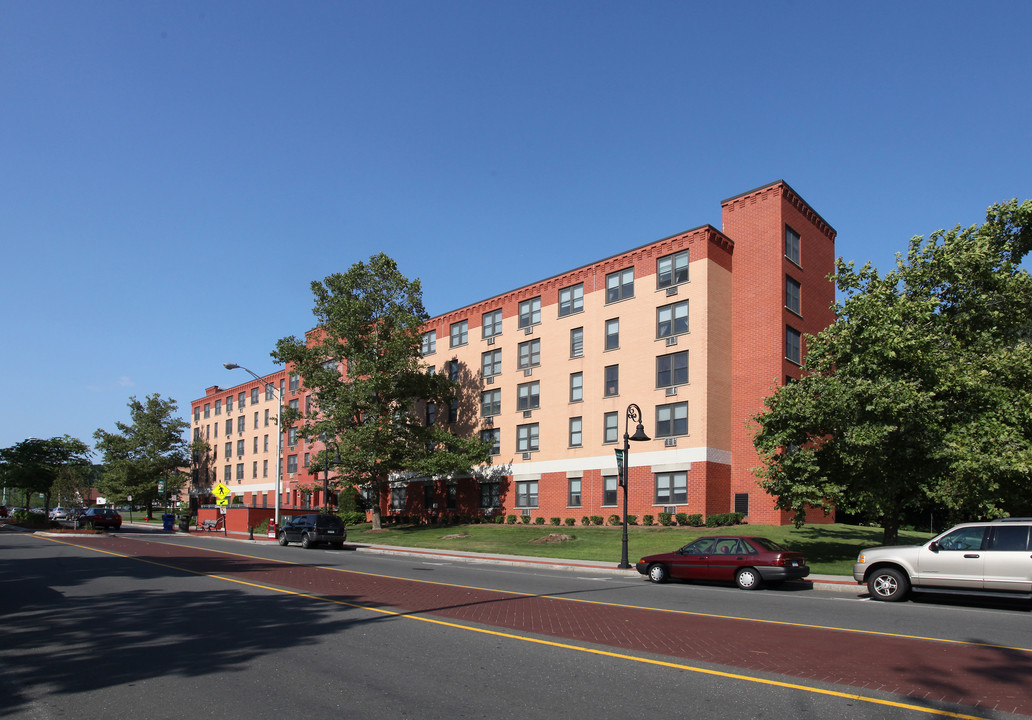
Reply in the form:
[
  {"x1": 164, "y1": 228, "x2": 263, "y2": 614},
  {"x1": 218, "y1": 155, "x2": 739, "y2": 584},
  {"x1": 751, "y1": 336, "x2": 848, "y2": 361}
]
[{"x1": 853, "y1": 519, "x2": 1032, "y2": 601}]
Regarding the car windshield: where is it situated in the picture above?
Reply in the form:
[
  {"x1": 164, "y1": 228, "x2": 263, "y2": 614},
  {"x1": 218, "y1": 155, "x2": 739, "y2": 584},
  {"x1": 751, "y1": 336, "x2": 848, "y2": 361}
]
[{"x1": 750, "y1": 537, "x2": 789, "y2": 552}]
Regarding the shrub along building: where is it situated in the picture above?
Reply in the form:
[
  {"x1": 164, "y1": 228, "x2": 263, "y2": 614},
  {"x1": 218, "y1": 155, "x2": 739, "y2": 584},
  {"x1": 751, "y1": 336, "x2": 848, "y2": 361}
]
[{"x1": 189, "y1": 180, "x2": 836, "y2": 526}]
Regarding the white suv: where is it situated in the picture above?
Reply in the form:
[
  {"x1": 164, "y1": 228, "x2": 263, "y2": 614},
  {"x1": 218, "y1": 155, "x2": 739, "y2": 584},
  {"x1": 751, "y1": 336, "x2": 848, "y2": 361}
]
[{"x1": 853, "y1": 519, "x2": 1032, "y2": 602}]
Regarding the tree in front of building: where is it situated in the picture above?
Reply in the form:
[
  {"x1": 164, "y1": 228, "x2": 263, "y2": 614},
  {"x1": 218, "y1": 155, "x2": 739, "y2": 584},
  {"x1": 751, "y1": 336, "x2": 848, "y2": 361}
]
[
  {"x1": 94, "y1": 394, "x2": 190, "y2": 519},
  {"x1": 273, "y1": 253, "x2": 491, "y2": 530},
  {"x1": 753, "y1": 200, "x2": 1032, "y2": 545},
  {"x1": 0, "y1": 436, "x2": 93, "y2": 513}
]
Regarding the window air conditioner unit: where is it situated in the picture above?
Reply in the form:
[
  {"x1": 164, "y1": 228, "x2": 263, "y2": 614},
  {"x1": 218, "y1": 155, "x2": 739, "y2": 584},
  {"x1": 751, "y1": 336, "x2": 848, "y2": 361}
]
[
  {"x1": 521, "y1": 508, "x2": 530, "y2": 516},
  {"x1": 524, "y1": 327, "x2": 533, "y2": 335},
  {"x1": 664, "y1": 437, "x2": 677, "y2": 447},
  {"x1": 524, "y1": 369, "x2": 533, "y2": 377},
  {"x1": 666, "y1": 336, "x2": 678, "y2": 346},
  {"x1": 487, "y1": 337, "x2": 495, "y2": 346},
  {"x1": 523, "y1": 410, "x2": 532, "y2": 418},
  {"x1": 664, "y1": 506, "x2": 676, "y2": 514},
  {"x1": 665, "y1": 386, "x2": 678, "y2": 396},
  {"x1": 487, "y1": 377, "x2": 494, "y2": 385},
  {"x1": 666, "y1": 287, "x2": 678, "y2": 297},
  {"x1": 522, "y1": 452, "x2": 532, "y2": 460}
]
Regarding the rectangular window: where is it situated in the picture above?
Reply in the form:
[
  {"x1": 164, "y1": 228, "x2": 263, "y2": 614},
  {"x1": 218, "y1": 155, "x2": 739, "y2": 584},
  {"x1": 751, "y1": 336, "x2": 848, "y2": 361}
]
[
  {"x1": 288, "y1": 427, "x2": 298, "y2": 445},
  {"x1": 204, "y1": 403, "x2": 210, "y2": 419},
  {"x1": 252, "y1": 461, "x2": 258, "y2": 479},
  {"x1": 227, "y1": 396, "x2": 234, "y2": 413},
  {"x1": 390, "y1": 487, "x2": 406, "y2": 511},
  {"x1": 287, "y1": 455, "x2": 298, "y2": 474},
  {"x1": 448, "y1": 359, "x2": 459, "y2": 382},
  {"x1": 481, "y1": 389, "x2": 501, "y2": 417},
  {"x1": 422, "y1": 330, "x2": 437, "y2": 355},
  {"x1": 236, "y1": 463, "x2": 244, "y2": 480},
  {"x1": 194, "y1": 407, "x2": 200, "y2": 422},
  {"x1": 238, "y1": 391, "x2": 246, "y2": 408},
  {"x1": 655, "y1": 471, "x2": 688, "y2": 505},
  {"x1": 657, "y1": 250, "x2": 689, "y2": 288},
  {"x1": 558, "y1": 283, "x2": 584, "y2": 317},
  {"x1": 604, "y1": 412, "x2": 618, "y2": 443},
  {"x1": 482, "y1": 349, "x2": 502, "y2": 377},
  {"x1": 263, "y1": 459, "x2": 268, "y2": 478},
  {"x1": 224, "y1": 465, "x2": 231, "y2": 482},
  {"x1": 569, "y1": 417, "x2": 582, "y2": 447},
  {"x1": 253, "y1": 411, "x2": 259, "y2": 429},
  {"x1": 450, "y1": 320, "x2": 468, "y2": 348},
  {"x1": 517, "y1": 423, "x2": 539, "y2": 453},
  {"x1": 656, "y1": 402, "x2": 689, "y2": 437},
  {"x1": 517, "y1": 381, "x2": 540, "y2": 411},
  {"x1": 237, "y1": 416, "x2": 245, "y2": 434},
  {"x1": 519, "y1": 297, "x2": 541, "y2": 328},
  {"x1": 606, "y1": 267, "x2": 634, "y2": 303},
  {"x1": 480, "y1": 428, "x2": 500, "y2": 455},
  {"x1": 570, "y1": 327, "x2": 584, "y2": 358},
  {"x1": 602, "y1": 475, "x2": 618, "y2": 506},
  {"x1": 568, "y1": 478, "x2": 582, "y2": 507},
  {"x1": 656, "y1": 351, "x2": 689, "y2": 387},
  {"x1": 426, "y1": 401, "x2": 436, "y2": 426},
  {"x1": 288, "y1": 399, "x2": 299, "y2": 412},
  {"x1": 289, "y1": 374, "x2": 300, "y2": 392},
  {"x1": 786, "y1": 276, "x2": 801, "y2": 315},
  {"x1": 656, "y1": 301, "x2": 689, "y2": 338},
  {"x1": 515, "y1": 480, "x2": 538, "y2": 508},
  {"x1": 237, "y1": 439, "x2": 245, "y2": 457},
  {"x1": 266, "y1": 384, "x2": 274, "y2": 401},
  {"x1": 448, "y1": 399, "x2": 458, "y2": 423},
  {"x1": 605, "y1": 318, "x2": 619, "y2": 350},
  {"x1": 263, "y1": 434, "x2": 269, "y2": 451},
  {"x1": 215, "y1": 400, "x2": 222, "y2": 415},
  {"x1": 604, "y1": 365, "x2": 619, "y2": 397},
  {"x1": 570, "y1": 372, "x2": 583, "y2": 403},
  {"x1": 785, "y1": 226, "x2": 801, "y2": 265},
  {"x1": 264, "y1": 409, "x2": 270, "y2": 427},
  {"x1": 225, "y1": 442, "x2": 232, "y2": 458},
  {"x1": 225, "y1": 419, "x2": 232, "y2": 436},
  {"x1": 480, "y1": 482, "x2": 501, "y2": 508},
  {"x1": 518, "y1": 338, "x2": 541, "y2": 368},
  {"x1": 251, "y1": 387, "x2": 260, "y2": 404},
  {"x1": 253, "y1": 437, "x2": 258, "y2": 453},
  {"x1": 786, "y1": 326, "x2": 802, "y2": 364},
  {"x1": 482, "y1": 309, "x2": 503, "y2": 338}
]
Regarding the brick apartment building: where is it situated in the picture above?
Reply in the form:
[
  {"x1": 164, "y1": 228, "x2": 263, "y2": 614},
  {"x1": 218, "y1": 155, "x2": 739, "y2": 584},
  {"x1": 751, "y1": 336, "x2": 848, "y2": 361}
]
[{"x1": 189, "y1": 180, "x2": 836, "y2": 525}]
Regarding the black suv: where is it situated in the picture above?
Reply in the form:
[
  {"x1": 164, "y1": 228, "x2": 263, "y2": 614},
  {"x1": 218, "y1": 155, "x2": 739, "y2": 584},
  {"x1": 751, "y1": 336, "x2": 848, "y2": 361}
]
[{"x1": 277, "y1": 514, "x2": 347, "y2": 549}]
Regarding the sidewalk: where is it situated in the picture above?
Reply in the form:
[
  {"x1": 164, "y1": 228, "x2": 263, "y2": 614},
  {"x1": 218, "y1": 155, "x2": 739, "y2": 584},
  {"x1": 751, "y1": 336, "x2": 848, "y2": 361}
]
[{"x1": 114, "y1": 519, "x2": 860, "y2": 594}]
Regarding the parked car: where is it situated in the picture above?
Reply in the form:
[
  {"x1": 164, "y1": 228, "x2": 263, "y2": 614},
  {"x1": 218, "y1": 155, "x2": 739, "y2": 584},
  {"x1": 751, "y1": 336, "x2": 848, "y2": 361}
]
[
  {"x1": 49, "y1": 507, "x2": 73, "y2": 520},
  {"x1": 277, "y1": 514, "x2": 347, "y2": 549},
  {"x1": 636, "y1": 535, "x2": 810, "y2": 590},
  {"x1": 853, "y1": 518, "x2": 1032, "y2": 602},
  {"x1": 76, "y1": 507, "x2": 123, "y2": 531}
]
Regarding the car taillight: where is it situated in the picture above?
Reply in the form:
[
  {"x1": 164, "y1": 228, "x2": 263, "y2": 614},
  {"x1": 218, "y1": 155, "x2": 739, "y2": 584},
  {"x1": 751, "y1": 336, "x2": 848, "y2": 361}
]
[{"x1": 772, "y1": 557, "x2": 786, "y2": 566}]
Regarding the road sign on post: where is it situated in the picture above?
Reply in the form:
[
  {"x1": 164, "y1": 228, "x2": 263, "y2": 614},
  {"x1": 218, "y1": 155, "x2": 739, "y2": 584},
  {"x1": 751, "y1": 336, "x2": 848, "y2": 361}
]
[
  {"x1": 212, "y1": 482, "x2": 231, "y2": 506},
  {"x1": 614, "y1": 448, "x2": 625, "y2": 486}
]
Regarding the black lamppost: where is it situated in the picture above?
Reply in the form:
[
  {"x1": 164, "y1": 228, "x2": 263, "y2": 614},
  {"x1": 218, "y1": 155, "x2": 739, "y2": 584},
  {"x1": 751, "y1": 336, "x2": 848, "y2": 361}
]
[{"x1": 617, "y1": 403, "x2": 650, "y2": 569}]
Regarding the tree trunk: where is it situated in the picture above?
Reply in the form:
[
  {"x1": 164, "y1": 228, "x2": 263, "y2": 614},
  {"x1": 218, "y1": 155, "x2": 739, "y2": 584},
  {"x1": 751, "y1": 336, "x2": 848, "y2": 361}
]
[
  {"x1": 881, "y1": 516, "x2": 900, "y2": 546},
  {"x1": 371, "y1": 503, "x2": 382, "y2": 530}
]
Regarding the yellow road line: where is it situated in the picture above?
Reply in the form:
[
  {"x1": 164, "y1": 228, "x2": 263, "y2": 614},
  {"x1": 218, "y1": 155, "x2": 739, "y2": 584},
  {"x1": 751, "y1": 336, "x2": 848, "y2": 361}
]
[{"x1": 39, "y1": 533, "x2": 1000, "y2": 720}]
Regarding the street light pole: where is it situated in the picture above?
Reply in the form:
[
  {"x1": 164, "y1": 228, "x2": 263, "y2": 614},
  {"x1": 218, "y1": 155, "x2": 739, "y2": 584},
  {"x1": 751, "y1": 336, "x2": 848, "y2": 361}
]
[
  {"x1": 225, "y1": 363, "x2": 283, "y2": 527},
  {"x1": 618, "y1": 403, "x2": 650, "y2": 569}
]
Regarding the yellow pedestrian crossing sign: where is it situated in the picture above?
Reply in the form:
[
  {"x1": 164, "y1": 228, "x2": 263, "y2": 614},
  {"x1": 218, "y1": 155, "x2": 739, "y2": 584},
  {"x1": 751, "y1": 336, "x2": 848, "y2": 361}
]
[{"x1": 212, "y1": 482, "x2": 231, "y2": 506}]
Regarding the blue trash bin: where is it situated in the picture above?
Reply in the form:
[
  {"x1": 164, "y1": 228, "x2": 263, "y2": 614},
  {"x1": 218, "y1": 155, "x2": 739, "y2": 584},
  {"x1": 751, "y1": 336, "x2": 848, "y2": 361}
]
[{"x1": 162, "y1": 513, "x2": 175, "y2": 532}]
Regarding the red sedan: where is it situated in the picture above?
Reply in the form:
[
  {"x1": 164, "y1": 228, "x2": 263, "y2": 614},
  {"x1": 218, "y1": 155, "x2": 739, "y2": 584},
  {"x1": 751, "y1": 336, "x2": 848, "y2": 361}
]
[{"x1": 635, "y1": 535, "x2": 809, "y2": 590}]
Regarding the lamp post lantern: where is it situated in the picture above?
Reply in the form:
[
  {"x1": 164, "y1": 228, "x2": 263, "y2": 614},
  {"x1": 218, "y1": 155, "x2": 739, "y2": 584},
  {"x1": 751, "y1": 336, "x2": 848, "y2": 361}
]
[
  {"x1": 617, "y1": 403, "x2": 650, "y2": 569},
  {"x1": 225, "y1": 363, "x2": 284, "y2": 527}
]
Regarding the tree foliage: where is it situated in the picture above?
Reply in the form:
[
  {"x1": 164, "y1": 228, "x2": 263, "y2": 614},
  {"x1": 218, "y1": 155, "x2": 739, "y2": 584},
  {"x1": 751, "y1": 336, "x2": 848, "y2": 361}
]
[
  {"x1": 0, "y1": 436, "x2": 93, "y2": 509},
  {"x1": 94, "y1": 394, "x2": 190, "y2": 515},
  {"x1": 753, "y1": 200, "x2": 1032, "y2": 544},
  {"x1": 273, "y1": 253, "x2": 490, "y2": 529}
]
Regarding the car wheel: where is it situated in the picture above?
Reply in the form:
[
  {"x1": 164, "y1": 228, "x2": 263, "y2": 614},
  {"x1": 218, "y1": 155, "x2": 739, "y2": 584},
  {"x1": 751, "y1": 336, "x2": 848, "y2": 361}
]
[
  {"x1": 647, "y1": 563, "x2": 668, "y2": 583},
  {"x1": 277, "y1": 532, "x2": 288, "y2": 546},
  {"x1": 735, "y1": 567, "x2": 762, "y2": 590},
  {"x1": 301, "y1": 533, "x2": 312, "y2": 549},
  {"x1": 867, "y1": 567, "x2": 909, "y2": 602}
]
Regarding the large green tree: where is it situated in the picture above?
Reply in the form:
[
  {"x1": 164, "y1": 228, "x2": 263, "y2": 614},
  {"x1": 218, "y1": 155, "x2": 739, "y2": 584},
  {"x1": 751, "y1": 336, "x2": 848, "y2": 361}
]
[
  {"x1": 94, "y1": 394, "x2": 190, "y2": 518},
  {"x1": 0, "y1": 436, "x2": 93, "y2": 511},
  {"x1": 753, "y1": 200, "x2": 1032, "y2": 545},
  {"x1": 273, "y1": 253, "x2": 490, "y2": 530}
]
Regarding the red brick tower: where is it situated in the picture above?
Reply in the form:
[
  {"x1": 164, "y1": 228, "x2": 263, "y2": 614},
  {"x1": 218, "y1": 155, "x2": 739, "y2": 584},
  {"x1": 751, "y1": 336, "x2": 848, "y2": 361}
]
[{"x1": 722, "y1": 181, "x2": 837, "y2": 524}]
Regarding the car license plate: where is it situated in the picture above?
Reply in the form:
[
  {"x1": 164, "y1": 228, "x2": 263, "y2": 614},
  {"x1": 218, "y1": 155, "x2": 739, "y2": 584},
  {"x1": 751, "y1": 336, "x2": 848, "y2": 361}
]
[{"x1": 790, "y1": 561, "x2": 798, "y2": 567}]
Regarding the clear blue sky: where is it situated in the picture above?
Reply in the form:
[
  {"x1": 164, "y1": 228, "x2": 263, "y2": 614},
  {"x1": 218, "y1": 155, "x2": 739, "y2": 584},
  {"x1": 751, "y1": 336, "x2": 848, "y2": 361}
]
[{"x1": 2, "y1": 1, "x2": 1030, "y2": 450}]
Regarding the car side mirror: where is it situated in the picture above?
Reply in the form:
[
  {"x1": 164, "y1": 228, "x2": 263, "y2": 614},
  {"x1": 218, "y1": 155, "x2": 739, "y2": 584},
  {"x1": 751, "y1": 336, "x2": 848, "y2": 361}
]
[{"x1": 928, "y1": 541, "x2": 939, "y2": 553}]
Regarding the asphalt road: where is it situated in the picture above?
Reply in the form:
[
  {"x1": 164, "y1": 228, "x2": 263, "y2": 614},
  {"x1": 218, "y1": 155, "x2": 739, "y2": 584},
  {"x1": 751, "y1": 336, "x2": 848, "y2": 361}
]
[{"x1": 2, "y1": 528, "x2": 1031, "y2": 720}]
